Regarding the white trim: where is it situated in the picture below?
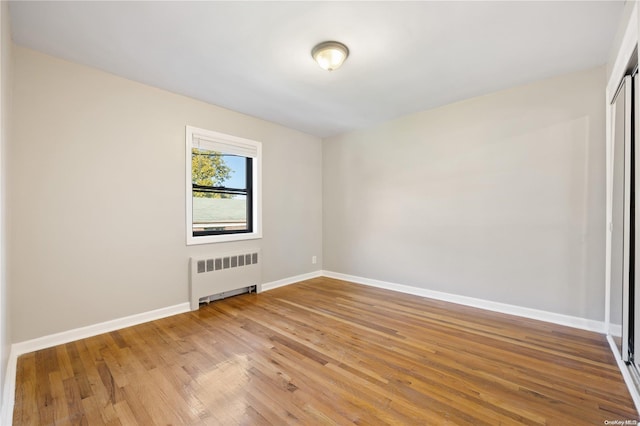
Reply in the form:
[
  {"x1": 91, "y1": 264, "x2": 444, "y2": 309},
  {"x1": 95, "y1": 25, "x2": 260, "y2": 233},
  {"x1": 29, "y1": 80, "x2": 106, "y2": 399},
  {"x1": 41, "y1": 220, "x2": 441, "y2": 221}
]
[
  {"x1": 606, "y1": 93, "x2": 613, "y2": 334},
  {"x1": 606, "y1": 3, "x2": 638, "y2": 100},
  {"x1": 1, "y1": 346, "x2": 16, "y2": 426},
  {"x1": 185, "y1": 125, "x2": 262, "y2": 245},
  {"x1": 607, "y1": 334, "x2": 640, "y2": 415},
  {"x1": 11, "y1": 302, "x2": 190, "y2": 356},
  {"x1": 322, "y1": 271, "x2": 606, "y2": 333},
  {"x1": 261, "y1": 270, "x2": 323, "y2": 291},
  {"x1": 5, "y1": 271, "x2": 323, "y2": 354}
]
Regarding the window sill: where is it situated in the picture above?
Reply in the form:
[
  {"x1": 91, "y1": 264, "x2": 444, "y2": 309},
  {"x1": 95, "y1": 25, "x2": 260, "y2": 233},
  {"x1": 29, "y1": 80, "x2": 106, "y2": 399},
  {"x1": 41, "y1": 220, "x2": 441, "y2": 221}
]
[{"x1": 186, "y1": 231, "x2": 262, "y2": 245}]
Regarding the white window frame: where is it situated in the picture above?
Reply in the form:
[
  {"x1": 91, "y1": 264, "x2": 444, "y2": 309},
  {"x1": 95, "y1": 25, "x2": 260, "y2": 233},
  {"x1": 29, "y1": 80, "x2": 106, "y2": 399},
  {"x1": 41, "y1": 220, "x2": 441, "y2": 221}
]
[{"x1": 186, "y1": 125, "x2": 262, "y2": 245}]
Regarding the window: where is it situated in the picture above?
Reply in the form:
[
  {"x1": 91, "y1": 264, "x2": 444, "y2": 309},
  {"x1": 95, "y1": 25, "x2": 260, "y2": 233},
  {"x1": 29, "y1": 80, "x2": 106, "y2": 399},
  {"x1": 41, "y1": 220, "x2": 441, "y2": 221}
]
[{"x1": 186, "y1": 126, "x2": 261, "y2": 245}]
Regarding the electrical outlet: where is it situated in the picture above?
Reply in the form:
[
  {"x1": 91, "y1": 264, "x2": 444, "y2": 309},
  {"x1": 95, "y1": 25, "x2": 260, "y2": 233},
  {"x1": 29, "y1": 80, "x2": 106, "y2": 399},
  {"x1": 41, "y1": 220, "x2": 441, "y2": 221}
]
[{"x1": 312, "y1": 256, "x2": 317, "y2": 264}]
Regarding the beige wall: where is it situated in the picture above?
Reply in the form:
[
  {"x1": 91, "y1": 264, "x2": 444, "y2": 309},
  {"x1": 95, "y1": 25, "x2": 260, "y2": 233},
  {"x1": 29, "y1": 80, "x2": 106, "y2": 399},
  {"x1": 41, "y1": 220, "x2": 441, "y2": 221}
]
[
  {"x1": 4, "y1": 44, "x2": 610, "y2": 339},
  {"x1": 0, "y1": 0, "x2": 12, "y2": 410},
  {"x1": 323, "y1": 66, "x2": 606, "y2": 320},
  {"x1": 9, "y1": 47, "x2": 323, "y2": 342}
]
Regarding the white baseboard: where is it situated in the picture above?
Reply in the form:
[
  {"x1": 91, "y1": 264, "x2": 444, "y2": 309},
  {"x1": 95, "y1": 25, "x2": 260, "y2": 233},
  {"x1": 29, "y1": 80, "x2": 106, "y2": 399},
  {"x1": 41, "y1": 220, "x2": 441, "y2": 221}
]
[
  {"x1": 11, "y1": 303, "x2": 190, "y2": 356},
  {"x1": 261, "y1": 270, "x2": 322, "y2": 291},
  {"x1": 5, "y1": 270, "x2": 320, "y2": 359},
  {"x1": 607, "y1": 335, "x2": 640, "y2": 415},
  {"x1": 322, "y1": 270, "x2": 606, "y2": 333},
  {"x1": 2, "y1": 302, "x2": 190, "y2": 426}
]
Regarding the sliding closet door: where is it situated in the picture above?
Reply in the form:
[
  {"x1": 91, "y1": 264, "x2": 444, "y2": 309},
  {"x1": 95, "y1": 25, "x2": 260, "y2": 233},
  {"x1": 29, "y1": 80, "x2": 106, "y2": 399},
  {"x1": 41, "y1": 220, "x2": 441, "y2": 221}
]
[
  {"x1": 611, "y1": 75, "x2": 632, "y2": 361},
  {"x1": 634, "y1": 71, "x2": 640, "y2": 366}
]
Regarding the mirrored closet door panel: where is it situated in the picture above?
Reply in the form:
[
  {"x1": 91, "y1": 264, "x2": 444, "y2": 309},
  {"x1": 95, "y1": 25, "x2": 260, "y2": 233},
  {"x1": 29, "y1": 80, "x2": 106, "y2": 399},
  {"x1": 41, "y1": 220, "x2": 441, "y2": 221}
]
[{"x1": 611, "y1": 75, "x2": 632, "y2": 360}]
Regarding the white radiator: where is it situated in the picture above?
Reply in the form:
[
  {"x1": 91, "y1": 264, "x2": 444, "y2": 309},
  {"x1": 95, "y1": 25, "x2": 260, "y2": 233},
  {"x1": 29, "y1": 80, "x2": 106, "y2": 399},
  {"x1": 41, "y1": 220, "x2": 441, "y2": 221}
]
[{"x1": 189, "y1": 249, "x2": 262, "y2": 310}]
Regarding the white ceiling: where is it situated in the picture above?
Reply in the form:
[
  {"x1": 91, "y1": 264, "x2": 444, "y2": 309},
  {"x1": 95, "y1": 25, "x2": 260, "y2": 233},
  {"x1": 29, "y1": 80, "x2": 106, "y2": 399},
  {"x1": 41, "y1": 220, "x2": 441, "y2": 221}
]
[{"x1": 9, "y1": 1, "x2": 625, "y2": 138}]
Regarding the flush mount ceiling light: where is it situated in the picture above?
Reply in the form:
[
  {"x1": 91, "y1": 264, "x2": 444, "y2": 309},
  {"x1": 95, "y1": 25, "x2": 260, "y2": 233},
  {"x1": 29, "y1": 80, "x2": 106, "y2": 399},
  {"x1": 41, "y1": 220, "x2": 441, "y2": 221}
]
[{"x1": 311, "y1": 41, "x2": 349, "y2": 71}]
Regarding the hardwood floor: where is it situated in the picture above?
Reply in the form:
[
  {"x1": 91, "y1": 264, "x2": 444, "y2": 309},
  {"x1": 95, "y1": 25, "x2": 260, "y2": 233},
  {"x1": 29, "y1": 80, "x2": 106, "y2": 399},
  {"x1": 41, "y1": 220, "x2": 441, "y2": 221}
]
[{"x1": 13, "y1": 277, "x2": 638, "y2": 425}]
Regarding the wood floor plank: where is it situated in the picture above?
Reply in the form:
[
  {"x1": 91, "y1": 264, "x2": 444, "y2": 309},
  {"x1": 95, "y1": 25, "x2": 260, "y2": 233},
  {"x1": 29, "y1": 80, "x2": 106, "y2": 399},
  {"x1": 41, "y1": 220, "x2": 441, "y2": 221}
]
[
  {"x1": 14, "y1": 354, "x2": 36, "y2": 425},
  {"x1": 13, "y1": 277, "x2": 639, "y2": 425},
  {"x1": 62, "y1": 375, "x2": 87, "y2": 425},
  {"x1": 116, "y1": 386, "x2": 156, "y2": 426},
  {"x1": 34, "y1": 350, "x2": 55, "y2": 426}
]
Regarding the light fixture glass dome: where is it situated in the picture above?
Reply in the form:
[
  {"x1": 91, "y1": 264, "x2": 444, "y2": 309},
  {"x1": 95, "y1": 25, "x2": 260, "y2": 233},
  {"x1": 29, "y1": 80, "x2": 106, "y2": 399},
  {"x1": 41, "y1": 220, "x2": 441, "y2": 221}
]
[{"x1": 311, "y1": 41, "x2": 349, "y2": 71}]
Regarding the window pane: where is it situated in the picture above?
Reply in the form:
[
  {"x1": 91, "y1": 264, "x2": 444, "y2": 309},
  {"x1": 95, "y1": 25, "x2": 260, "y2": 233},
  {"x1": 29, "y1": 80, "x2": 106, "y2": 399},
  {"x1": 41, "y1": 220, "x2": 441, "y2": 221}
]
[
  {"x1": 192, "y1": 193, "x2": 248, "y2": 233},
  {"x1": 191, "y1": 148, "x2": 250, "y2": 235},
  {"x1": 222, "y1": 155, "x2": 247, "y2": 190},
  {"x1": 192, "y1": 148, "x2": 244, "y2": 188}
]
